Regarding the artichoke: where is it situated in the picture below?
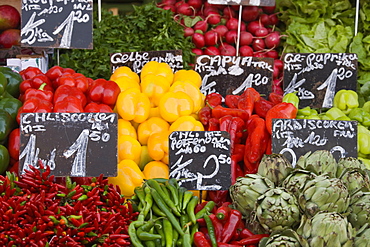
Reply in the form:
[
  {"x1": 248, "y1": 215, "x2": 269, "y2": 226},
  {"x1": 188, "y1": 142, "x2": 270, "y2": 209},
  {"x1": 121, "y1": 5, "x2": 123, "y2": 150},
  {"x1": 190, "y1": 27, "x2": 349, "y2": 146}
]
[
  {"x1": 282, "y1": 169, "x2": 317, "y2": 199},
  {"x1": 257, "y1": 154, "x2": 294, "y2": 186},
  {"x1": 299, "y1": 174, "x2": 350, "y2": 216},
  {"x1": 296, "y1": 150, "x2": 337, "y2": 178},
  {"x1": 297, "y1": 212, "x2": 356, "y2": 247},
  {"x1": 229, "y1": 174, "x2": 275, "y2": 217},
  {"x1": 255, "y1": 187, "x2": 301, "y2": 233},
  {"x1": 347, "y1": 191, "x2": 370, "y2": 230},
  {"x1": 336, "y1": 156, "x2": 367, "y2": 178},
  {"x1": 259, "y1": 229, "x2": 309, "y2": 247},
  {"x1": 340, "y1": 168, "x2": 370, "y2": 195},
  {"x1": 354, "y1": 225, "x2": 370, "y2": 247}
]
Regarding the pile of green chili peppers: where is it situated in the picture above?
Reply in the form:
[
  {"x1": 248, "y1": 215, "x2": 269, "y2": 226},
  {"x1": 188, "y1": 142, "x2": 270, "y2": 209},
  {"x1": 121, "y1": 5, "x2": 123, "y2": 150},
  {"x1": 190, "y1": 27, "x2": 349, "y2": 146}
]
[{"x1": 129, "y1": 178, "x2": 215, "y2": 247}]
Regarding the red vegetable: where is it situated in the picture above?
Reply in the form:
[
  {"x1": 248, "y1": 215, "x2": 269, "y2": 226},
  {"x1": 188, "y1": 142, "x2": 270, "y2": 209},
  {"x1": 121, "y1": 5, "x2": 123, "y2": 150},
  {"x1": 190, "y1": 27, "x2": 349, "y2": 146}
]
[
  {"x1": 212, "y1": 105, "x2": 249, "y2": 122},
  {"x1": 205, "y1": 93, "x2": 223, "y2": 108},
  {"x1": 231, "y1": 234, "x2": 269, "y2": 245},
  {"x1": 87, "y1": 79, "x2": 120, "y2": 108},
  {"x1": 225, "y1": 95, "x2": 240, "y2": 108},
  {"x1": 265, "y1": 102, "x2": 298, "y2": 134},
  {"x1": 221, "y1": 209, "x2": 243, "y2": 243}
]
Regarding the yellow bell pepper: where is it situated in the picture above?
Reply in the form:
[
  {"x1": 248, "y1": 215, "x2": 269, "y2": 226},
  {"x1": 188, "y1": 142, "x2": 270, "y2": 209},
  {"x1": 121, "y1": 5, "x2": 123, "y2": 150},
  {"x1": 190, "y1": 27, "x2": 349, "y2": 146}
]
[
  {"x1": 110, "y1": 66, "x2": 140, "y2": 83},
  {"x1": 116, "y1": 88, "x2": 151, "y2": 123},
  {"x1": 147, "y1": 130, "x2": 170, "y2": 164},
  {"x1": 108, "y1": 159, "x2": 145, "y2": 197},
  {"x1": 143, "y1": 160, "x2": 169, "y2": 180},
  {"x1": 112, "y1": 76, "x2": 141, "y2": 92},
  {"x1": 173, "y1": 69, "x2": 202, "y2": 88},
  {"x1": 118, "y1": 119, "x2": 137, "y2": 139},
  {"x1": 137, "y1": 117, "x2": 170, "y2": 145},
  {"x1": 158, "y1": 91, "x2": 194, "y2": 122},
  {"x1": 169, "y1": 116, "x2": 205, "y2": 132},
  {"x1": 169, "y1": 81, "x2": 204, "y2": 113},
  {"x1": 141, "y1": 74, "x2": 170, "y2": 107},
  {"x1": 138, "y1": 145, "x2": 154, "y2": 170},
  {"x1": 140, "y1": 61, "x2": 174, "y2": 85},
  {"x1": 118, "y1": 134, "x2": 142, "y2": 164},
  {"x1": 149, "y1": 107, "x2": 161, "y2": 118}
]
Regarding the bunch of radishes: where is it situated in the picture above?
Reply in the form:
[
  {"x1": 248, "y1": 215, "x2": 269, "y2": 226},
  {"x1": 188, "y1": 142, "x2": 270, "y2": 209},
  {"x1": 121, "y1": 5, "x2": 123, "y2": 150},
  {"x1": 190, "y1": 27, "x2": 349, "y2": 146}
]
[{"x1": 157, "y1": 0, "x2": 284, "y2": 94}]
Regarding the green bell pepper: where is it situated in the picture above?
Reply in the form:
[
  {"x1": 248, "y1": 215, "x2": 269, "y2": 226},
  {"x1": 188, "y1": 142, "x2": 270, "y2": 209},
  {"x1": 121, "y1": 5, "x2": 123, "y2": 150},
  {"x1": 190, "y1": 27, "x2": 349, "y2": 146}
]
[
  {"x1": 0, "y1": 68, "x2": 22, "y2": 98},
  {"x1": 0, "y1": 72, "x2": 7, "y2": 97},
  {"x1": 333, "y1": 89, "x2": 359, "y2": 114},
  {"x1": 0, "y1": 109, "x2": 14, "y2": 144},
  {"x1": 283, "y1": 92, "x2": 299, "y2": 109},
  {"x1": 348, "y1": 108, "x2": 370, "y2": 127},
  {"x1": 324, "y1": 107, "x2": 350, "y2": 120},
  {"x1": 0, "y1": 144, "x2": 9, "y2": 174},
  {"x1": 0, "y1": 97, "x2": 22, "y2": 121}
]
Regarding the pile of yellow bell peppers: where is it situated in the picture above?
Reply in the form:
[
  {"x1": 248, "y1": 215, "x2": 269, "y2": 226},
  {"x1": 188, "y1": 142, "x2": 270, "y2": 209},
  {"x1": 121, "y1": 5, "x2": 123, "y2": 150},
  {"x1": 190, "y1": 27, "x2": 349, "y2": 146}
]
[{"x1": 108, "y1": 61, "x2": 205, "y2": 197}]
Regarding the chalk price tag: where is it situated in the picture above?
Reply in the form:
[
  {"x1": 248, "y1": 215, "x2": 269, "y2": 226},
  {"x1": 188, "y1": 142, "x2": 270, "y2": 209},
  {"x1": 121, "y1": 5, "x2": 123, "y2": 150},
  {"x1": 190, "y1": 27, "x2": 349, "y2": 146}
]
[
  {"x1": 195, "y1": 55, "x2": 273, "y2": 98},
  {"x1": 19, "y1": 113, "x2": 118, "y2": 177},
  {"x1": 110, "y1": 50, "x2": 183, "y2": 74},
  {"x1": 271, "y1": 118, "x2": 357, "y2": 167},
  {"x1": 169, "y1": 131, "x2": 231, "y2": 191},
  {"x1": 21, "y1": 0, "x2": 93, "y2": 49},
  {"x1": 283, "y1": 53, "x2": 358, "y2": 108}
]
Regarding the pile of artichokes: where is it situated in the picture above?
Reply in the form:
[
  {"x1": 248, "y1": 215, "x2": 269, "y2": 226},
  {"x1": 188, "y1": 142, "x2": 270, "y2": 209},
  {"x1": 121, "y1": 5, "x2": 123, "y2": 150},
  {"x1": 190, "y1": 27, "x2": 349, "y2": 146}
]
[{"x1": 229, "y1": 150, "x2": 370, "y2": 247}]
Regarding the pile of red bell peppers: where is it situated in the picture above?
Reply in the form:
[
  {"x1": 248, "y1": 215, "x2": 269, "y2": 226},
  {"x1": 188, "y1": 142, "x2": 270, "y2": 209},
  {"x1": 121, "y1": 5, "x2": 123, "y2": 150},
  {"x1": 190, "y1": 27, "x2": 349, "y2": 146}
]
[
  {"x1": 194, "y1": 201, "x2": 269, "y2": 247},
  {"x1": 199, "y1": 89, "x2": 297, "y2": 206},
  {"x1": 7, "y1": 66, "x2": 121, "y2": 175}
]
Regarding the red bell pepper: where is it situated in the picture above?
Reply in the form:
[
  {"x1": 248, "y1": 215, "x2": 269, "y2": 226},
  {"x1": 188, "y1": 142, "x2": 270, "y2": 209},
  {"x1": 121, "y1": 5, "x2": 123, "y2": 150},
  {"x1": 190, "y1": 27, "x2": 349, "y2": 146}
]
[
  {"x1": 16, "y1": 98, "x2": 53, "y2": 124},
  {"x1": 54, "y1": 73, "x2": 89, "y2": 93},
  {"x1": 254, "y1": 98, "x2": 274, "y2": 119},
  {"x1": 212, "y1": 105, "x2": 249, "y2": 122},
  {"x1": 237, "y1": 87, "x2": 260, "y2": 117},
  {"x1": 7, "y1": 128, "x2": 20, "y2": 161},
  {"x1": 225, "y1": 95, "x2": 240, "y2": 108},
  {"x1": 221, "y1": 209, "x2": 243, "y2": 243},
  {"x1": 194, "y1": 231, "x2": 212, "y2": 247},
  {"x1": 54, "y1": 96, "x2": 84, "y2": 113},
  {"x1": 265, "y1": 102, "x2": 298, "y2": 134},
  {"x1": 219, "y1": 115, "x2": 244, "y2": 153},
  {"x1": 46, "y1": 65, "x2": 64, "y2": 82},
  {"x1": 84, "y1": 102, "x2": 113, "y2": 113},
  {"x1": 268, "y1": 92, "x2": 283, "y2": 105},
  {"x1": 21, "y1": 83, "x2": 53, "y2": 103},
  {"x1": 205, "y1": 93, "x2": 223, "y2": 108},
  {"x1": 87, "y1": 79, "x2": 120, "y2": 108},
  {"x1": 19, "y1": 66, "x2": 43, "y2": 80},
  {"x1": 198, "y1": 106, "x2": 212, "y2": 126},
  {"x1": 53, "y1": 85, "x2": 87, "y2": 108},
  {"x1": 207, "y1": 118, "x2": 219, "y2": 131},
  {"x1": 19, "y1": 77, "x2": 54, "y2": 95}
]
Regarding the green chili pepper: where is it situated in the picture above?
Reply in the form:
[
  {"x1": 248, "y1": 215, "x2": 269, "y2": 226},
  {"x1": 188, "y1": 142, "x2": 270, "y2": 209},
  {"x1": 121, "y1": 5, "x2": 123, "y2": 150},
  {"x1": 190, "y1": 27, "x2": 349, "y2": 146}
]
[
  {"x1": 163, "y1": 218, "x2": 173, "y2": 247},
  {"x1": 152, "y1": 203, "x2": 166, "y2": 217},
  {"x1": 181, "y1": 191, "x2": 194, "y2": 212},
  {"x1": 153, "y1": 216, "x2": 166, "y2": 247},
  {"x1": 177, "y1": 187, "x2": 187, "y2": 213},
  {"x1": 129, "y1": 221, "x2": 146, "y2": 247},
  {"x1": 145, "y1": 240, "x2": 156, "y2": 247},
  {"x1": 172, "y1": 225, "x2": 179, "y2": 246},
  {"x1": 186, "y1": 196, "x2": 198, "y2": 224},
  {"x1": 165, "y1": 180, "x2": 179, "y2": 208},
  {"x1": 141, "y1": 186, "x2": 153, "y2": 219},
  {"x1": 195, "y1": 201, "x2": 215, "y2": 219},
  {"x1": 137, "y1": 231, "x2": 162, "y2": 241},
  {"x1": 180, "y1": 214, "x2": 189, "y2": 228},
  {"x1": 77, "y1": 194, "x2": 88, "y2": 201},
  {"x1": 160, "y1": 183, "x2": 171, "y2": 200},
  {"x1": 181, "y1": 226, "x2": 192, "y2": 247},
  {"x1": 204, "y1": 214, "x2": 217, "y2": 247}
]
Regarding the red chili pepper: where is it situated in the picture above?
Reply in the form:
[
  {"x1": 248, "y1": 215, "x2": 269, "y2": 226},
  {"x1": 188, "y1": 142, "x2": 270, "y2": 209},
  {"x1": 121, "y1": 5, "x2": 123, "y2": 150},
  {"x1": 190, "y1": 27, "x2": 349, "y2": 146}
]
[
  {"x1": 207, "y1": 117, "x2": 220, "y2": 131},
  {"x1": 221, "y1": 209, "x2": 243, "y2": 243},
  {"x1": 268, "y1": 92, "x2": 283, "y2": 105},
  {"x1": 239, "y1": 228, "x2": 254, "y2": 239},
  {"x1": 209, "y1": 213, "x2": 223, "y2": 242},
  {"x1": 265, "y1": 137, "x2": 272, "y2": 155},
  {"x1": 87, "y1": 78, "x2": 120, "y2": 108},
  {"x1": 198, "y1": 106, "x2": 212, "y2": 126},
  {"x1": 232, "y1": 144, "x2": 244, "y2": 162},
  {"x1": 205, "y1": 93, "x2": 223, "y2": 108},
  {"x1": 84, "y1": 102, "x2": 114, "y2": 113},
  {"x1": 22, "y1": 83, "x2": 54, "y2": 103},
  {"x1": 194, "y1": 231, "x2": 212, "y2": 247},
  {"x1": 265, "y1": 102, "x2": 298, "y2": 134},
  {"x1": 16, "y1": 98, "x2": 53, "y2": 124},
  {"x1": 225, "y1": 95, "x2": 240, "y2": 108},
  {"x1": 195, "y1": 201, "x2": 209, "y2": 214},
  {"x1": 254, "y1": 97, "x2": 274, "y2": 119},
  {"x1": 215, "y1": 202, "x2": 231, "y2": 222},
  {"x1": 219, "y1": 115, "x2": 244, "y2": 153},
  {"x1": 207, "y1": 190, "x2": 229, "y2": 208},
  {"x1": 231, "y1": 234, "x2": 269, "y2": 245},
  {"x1": 217, "y1": 242, "x2": 241, "y2": 247},
  {"x1": 231, "y1": 157, "x2": 244, "y2": 184},
  {"x1": 212, "y1": 105, "x2": 249, "y2": 122},
  {"x1": 53, "y1": 84, "x2": 87, "y2": 108},
  {"x1": 237, "y1": 87, "x2": 260, "y2": 117}
]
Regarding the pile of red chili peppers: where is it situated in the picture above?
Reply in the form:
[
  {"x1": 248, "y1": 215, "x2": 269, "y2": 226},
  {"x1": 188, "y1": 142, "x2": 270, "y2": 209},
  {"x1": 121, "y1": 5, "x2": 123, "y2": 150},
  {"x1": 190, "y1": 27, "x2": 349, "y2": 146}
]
[
  {"x1": 194, "y1": 201, "x2": 269, "y2": 247},
  {"x1": 199, "y1": 89, "x2": 297, "y2": 206},
  {"x1": 0, "y1": 163, "x2": 138, "y2": 246}
]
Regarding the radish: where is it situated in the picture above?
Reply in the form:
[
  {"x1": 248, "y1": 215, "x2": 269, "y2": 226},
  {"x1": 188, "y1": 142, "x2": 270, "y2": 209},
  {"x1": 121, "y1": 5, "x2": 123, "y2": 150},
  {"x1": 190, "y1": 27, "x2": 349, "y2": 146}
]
[
  {"x1": 252, "y1": 38, "x2": 265, "y2": 51},
  {"x1": 274, "y1": 59, "x2": 284, "y2": 71},
  {"x1": 163, "y1": 5, "x2": 176, "y2": 13},
  {"x1": 259, "y1": 14, "x2": 272, "y2": 26},
  {"x1": 192, "y1": 33, "x2": 205, "y2": 48},
  {"x1": 239, "y1": 31, "x2": 253, "y2": 46},
  {"x1": 176, "y1": 3, "x2": 194, "y2": 16},
  {"x1": 262, "y1": 5, "x2": 276, "y2": 14},
  {"x1": 204, "y1": 30, "x2": 219, "y2": 46},
  {"x1": 273, "y1": 78, "x2": 282, "y2": 87},
  {"x1": 203, "y1": 5, "x2": 219, "y2": 16},
  {"x1": 225, "y1": 30, "x2": 238, "y2": 45},
  {"x1": 204, "y1": 46, "x2": 221, "y2": 55},
  {"x1": 239, "y1": 45, "x2": 254, "y2": 57},
  {"x1": 213, "y1": 25, "x2": 228, "y2": 40},
  {"x1": 223, "y1": 7, "x2": 236, "y2": 19},
  {"x1": 247, "y1": 21, "x2": 263, "y2": 34},
  {"x1": 241, "y1": 6, "x2": 260, "y2": 22},
  {"x1": 268, "y1": 14, "x2": 279, "y2": 26},
  {"x1": 184, "y1": 27, "x2": 195, "y2": 37},
  {"x1": 265, "y1": 50, "x2": 279, "y2": 59},
  {"x1": 206, "y1": 11, "x2": 221, "y2": 25},
  {"x1": 225, "y1": 18, "x2": 239, "y2": 31},
  {"x1": 273, "y1": 65, "x2": 280, "y2": 79},
  {"x1": 219, "y1": 44, "x2": 236, "y2": 56},
  {"x1": 187, "y1": 0, "x2": 203, "y2": 10},
  {"x1": 264, "y1": 31, "x2": 281, "y2": 48},
  {"x1": 193, "y1": 20, "x2": 208, "y2": 33},
  {"x1": 254, "y1": 27, "x2": 269, "y2": 37},
  {"x1": 157, "y1": 0, "x2": 176, "y2": 7},
  {"x1": 192, "y1": 48, "x2": 203, "y2": 55}
]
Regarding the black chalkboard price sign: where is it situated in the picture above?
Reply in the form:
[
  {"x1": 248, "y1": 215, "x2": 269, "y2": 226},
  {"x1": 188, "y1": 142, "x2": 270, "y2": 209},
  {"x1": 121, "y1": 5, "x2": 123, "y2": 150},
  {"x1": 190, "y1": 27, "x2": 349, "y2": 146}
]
[
  {"x1": 19, "y1": 113, "x2": 117, "y2": 177},
  {"x1": 195, "y1": 55, "x2": 273, "y2": 98},
  {"x1": 271, "y1": 118, "x2": 357, "y2": 167},
  {"x1": 283, "y1": 53, "x2": 358, "y2": 109},
  {"x1": 169, "y1": 131, "x2": 231, "y2": 191},
  {"x1": 110, "y1": 50, "x2": 183, "y2": 74},
  {"x1": 21, "y1": 0, "x2": 93, "y2": 49}
]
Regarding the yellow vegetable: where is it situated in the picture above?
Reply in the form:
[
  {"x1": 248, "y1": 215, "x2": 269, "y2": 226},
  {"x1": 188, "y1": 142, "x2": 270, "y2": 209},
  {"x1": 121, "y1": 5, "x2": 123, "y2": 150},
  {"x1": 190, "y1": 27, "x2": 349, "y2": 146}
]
[
  {"x1": 143, "y1": 160, "x2": 169, "y2": 180},
  {"x1": 110, "y1": 66, "x2": 140, "y2": 83},
  {"x1": 158, "y1": 91, "x2": 194, "y2": 122},
  {"x1": 169, "y1": 116, "x2": 205, "y2": 132},
  {"x1": 147, "y1": 130, "x2": 170, "y2": 164},
  {"x1": 137, "y1": 117, "x2": 170, "y2": 145},
  {"x1": 141, "y1": 74, "x2": 170, "y2": 107},
  {"x1": 173, "y1": 69, "x2": 202, "y2": 88},
  {"x1": 118, "y1": 134, "x2": 142, "y2": 164},
  {"x1": 112, "y1": 76, "x2": 141, "y2": 92},
  {"x1": 149, "y1": 107, "x2": 160, "y2": 118},
  {"x1": 118, "y1": 119, "x2": 137, "y2": 139},
  {"x1": 138, "y1": 145, "x2": 154, "y2": 170},
  {"x1": 190, "y1": 190, "x2": 207, "y2": 200},
  {"x1": 116, "y1": 88, "x2": 151, "y2": 123},
  {"x1": 169, "y1": 81, "x2": 204, "y2": 113},
  {"x1": 141, "y1": 61, "x2": 174, "y2": 85},
  {"x1": 108, "y1": 159, "x2": 145, "y2": 197}
]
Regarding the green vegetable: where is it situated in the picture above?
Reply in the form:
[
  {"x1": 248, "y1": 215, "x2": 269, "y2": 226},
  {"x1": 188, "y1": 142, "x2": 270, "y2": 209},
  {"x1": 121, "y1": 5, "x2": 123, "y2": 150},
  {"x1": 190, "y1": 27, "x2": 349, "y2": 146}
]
[
  {"x1": 0, "y1": 109, "x2": 14, "y2": 144},
  {"x1": 0, "y1": 144, "x2": 9, "y2": 174},
  {"x1": 0, "y1": 97, "x2": 22, "y2": 121},
  {"x1": 0, "y1": 67, "x2": 22, "y2": 98},
  {"x1": 58, "y1": 3, "x2": 194, "y2": 80}
]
